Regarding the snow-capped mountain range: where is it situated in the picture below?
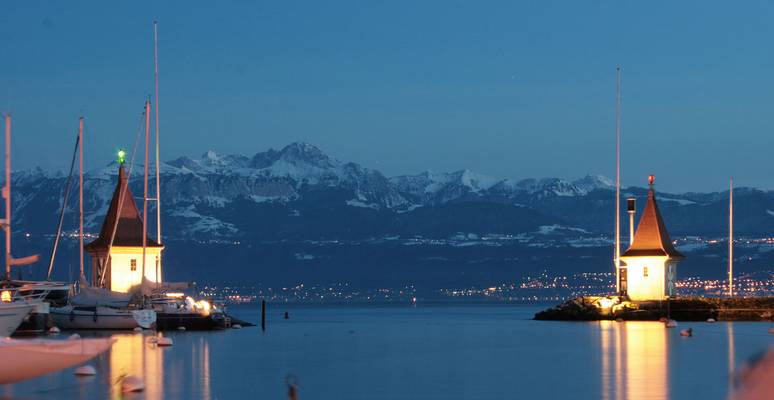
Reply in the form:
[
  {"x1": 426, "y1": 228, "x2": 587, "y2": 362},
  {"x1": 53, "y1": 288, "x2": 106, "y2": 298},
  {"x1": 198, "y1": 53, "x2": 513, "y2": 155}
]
[{"x1": 7, "y1": 142, "x2": 774, "y2": 240}]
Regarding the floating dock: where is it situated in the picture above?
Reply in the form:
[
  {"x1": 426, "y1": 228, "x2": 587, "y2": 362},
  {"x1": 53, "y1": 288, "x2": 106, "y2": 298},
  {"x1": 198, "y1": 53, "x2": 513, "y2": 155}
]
[{"x1": 534, "y1": 296, "x2": 774, "y2": 321}]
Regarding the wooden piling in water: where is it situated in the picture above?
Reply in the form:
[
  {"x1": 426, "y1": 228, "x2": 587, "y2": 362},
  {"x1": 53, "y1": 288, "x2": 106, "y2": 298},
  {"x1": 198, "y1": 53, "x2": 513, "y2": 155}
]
[{"x1": 261, "y1": 300, "x2": 266, "y2": 331}]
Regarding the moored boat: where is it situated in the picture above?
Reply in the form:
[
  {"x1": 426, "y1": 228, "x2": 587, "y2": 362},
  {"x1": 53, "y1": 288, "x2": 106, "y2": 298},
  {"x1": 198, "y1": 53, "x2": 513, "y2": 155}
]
[
  {"x1": 151, "y1": 295, "x2": 230, "y2": 330},
  {"x1": 50, "y1": 305, "x2": 155, "y2": 330},
  {"x1": 0, "y1": 115, "x2": 73, "y2": 334},
  {"x1": 0, "y1": 336, "x2": 114, "y2": 384},
  {"x1": 0, "y1": 301, "x2": 35, "y2": 337},
  {"x1": 10, "y1": 280, "x2": 71, "y2": 334}
]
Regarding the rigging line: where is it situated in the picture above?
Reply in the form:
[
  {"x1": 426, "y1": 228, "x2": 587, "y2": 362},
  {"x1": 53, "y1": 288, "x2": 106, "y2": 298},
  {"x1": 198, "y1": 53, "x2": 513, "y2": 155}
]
[
  {"x1": 46, "y1": 132, "x2": 80, "y2": 280},
  {"x1": 99, "y1": 108, "x2": 145, "y2": 287}
]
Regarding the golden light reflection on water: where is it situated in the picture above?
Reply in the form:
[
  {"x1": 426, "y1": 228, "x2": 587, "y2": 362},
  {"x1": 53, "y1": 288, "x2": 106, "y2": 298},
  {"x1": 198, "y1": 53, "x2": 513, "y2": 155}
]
[
  {"x1": 106, "y1": 333, "x2": 211, "y2": 399},
  {"x1": 727, "y1": 323, "x2": 735, "y2": 398},
  {"x1": 600, "y1": 321, "x2": 668, "y2": 400},
  {"x1": 109, "y1": 333, "x2": 164, "y2": 399}
]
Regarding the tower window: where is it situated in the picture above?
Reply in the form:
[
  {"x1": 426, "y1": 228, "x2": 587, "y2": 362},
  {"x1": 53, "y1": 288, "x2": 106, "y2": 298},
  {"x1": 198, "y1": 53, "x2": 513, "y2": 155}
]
[
  {"x1": 130, "y1": 259, "x2": 137, "y2": 271},
  {"x1": 643, "y1": 267, "x2": 649, "y2": 278}
]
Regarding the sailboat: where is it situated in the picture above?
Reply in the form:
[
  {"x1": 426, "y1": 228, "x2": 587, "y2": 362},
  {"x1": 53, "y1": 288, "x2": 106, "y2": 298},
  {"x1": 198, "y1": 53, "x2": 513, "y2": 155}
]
[
  {"x1": 57, "y1": 22, "x2": 242, "y2": 331},
  {"x1": 136, "y1": 22, "x2": 242, "y2": 330},
  {"x1": 0, "y1": 114, "x2": 69, "y2": 334},
  {"x1": 49, "y1": 117, "x2": 155, "y2": 330}
]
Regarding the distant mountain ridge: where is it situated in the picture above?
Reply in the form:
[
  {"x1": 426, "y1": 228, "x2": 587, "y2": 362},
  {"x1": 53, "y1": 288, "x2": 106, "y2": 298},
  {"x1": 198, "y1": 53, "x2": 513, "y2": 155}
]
[{"x1": 7, "y1": 142, "x2": 774, "y2": 241}]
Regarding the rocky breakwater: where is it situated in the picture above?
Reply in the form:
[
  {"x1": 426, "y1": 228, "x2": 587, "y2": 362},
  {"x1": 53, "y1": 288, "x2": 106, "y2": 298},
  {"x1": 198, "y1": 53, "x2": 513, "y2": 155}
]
[{"x1": 535, "y1": 296, "x2": 774, "y2": 321}]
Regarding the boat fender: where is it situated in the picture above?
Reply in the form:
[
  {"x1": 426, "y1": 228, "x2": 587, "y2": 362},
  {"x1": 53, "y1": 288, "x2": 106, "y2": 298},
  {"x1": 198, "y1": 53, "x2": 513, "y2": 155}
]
[
  {"x1": 74, "y1": 365, "x2": 97, "y2": 376},
  {"x1": 121, "y1": 375, "x2": 145, "y2": 393},
  {"x1": 49, "y1": 326, "x2": 61, "y2": 334}
]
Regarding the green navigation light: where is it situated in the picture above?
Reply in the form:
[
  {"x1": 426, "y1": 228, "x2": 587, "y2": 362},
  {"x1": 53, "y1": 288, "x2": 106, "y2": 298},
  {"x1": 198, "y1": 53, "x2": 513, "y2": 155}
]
[{"x1": 117, "y1": 149, "x2": 126, "y2": 165}]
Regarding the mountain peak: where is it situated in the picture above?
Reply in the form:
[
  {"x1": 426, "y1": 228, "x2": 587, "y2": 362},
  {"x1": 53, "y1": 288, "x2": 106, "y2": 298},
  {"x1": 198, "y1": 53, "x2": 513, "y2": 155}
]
[
  {"x1": 203, "y1": 149, "x2": 220, "y2": 161},
  {"x1": 573, "y1": 174, "x2": 614, "y2": 190},
  {"x1": 276, "y1": 142, "x2": 332, "y2": 166}
]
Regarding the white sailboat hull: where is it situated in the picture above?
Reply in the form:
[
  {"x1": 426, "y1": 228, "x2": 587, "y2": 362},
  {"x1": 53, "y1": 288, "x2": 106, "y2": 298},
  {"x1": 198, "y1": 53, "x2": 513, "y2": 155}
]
[
  {"x1": 51, "y1": 306, "x2": 156, "y2": 330},
  {"x1": 0, "y1": 337, "x2": 114, "y2": 384},
  {"x1": 0, "y1": 302, "x2": 35, "y2": 337}
]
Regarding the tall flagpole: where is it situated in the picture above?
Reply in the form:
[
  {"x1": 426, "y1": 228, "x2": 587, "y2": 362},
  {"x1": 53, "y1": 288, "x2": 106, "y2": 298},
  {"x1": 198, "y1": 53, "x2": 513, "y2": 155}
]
[
  {"x1": 728, "y1": 177, "x2": 733, "y2": 297},
  {"x1": 78, "y1": 117, "x2": 84, "y2": 279},
  {"x1": 153, "y1": 21, "x2": 162, "y2": 284},
  {"x1": 615, "y1": 67, "x2": 621, "y2": 294}
]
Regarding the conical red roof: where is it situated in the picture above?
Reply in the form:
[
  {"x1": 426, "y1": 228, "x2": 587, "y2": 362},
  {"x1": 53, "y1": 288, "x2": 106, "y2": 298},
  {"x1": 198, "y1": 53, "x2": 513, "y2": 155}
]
[
  {"x1": 85, "y1": 165, "x2": 161, "y2": 251},
  {"x1": 622, "y1": 185, "x2": 683, "y2": 258}
]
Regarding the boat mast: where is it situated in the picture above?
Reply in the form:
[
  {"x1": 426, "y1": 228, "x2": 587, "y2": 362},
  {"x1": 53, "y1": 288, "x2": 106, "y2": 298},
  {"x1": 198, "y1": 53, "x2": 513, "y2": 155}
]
[
  {"x1": 728, "y1": 177, "x2": 733, "y2": 297},
  {"x1": 614, "y1": 67, "x2": 621, "y2": 294},
  {"x1": 3, "y1": 115, "x2": 11, "y2": 281},
  {"x1": 153, "y1": 21, "x2": 162, "y2": 283},
  {"x1": 79, "y1": 117, "x2": 84, "y2": 279},
  {"x1": 142, "y1": 99, "x2": 150, "y2": 282},
  {"x1": 47, "y1": 125, "x2": 79, "y2": 280}
]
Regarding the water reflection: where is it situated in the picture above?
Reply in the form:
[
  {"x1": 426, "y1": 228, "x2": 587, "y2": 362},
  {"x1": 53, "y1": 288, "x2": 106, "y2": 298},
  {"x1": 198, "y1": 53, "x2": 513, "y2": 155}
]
[
  {"x1": 109, "y1": 333, "x2": 165, "y2": 399},
  {"x1": 600, "y1": 321, "x2": 668, "y2": 400},
  {"x1": 727, "y1": 322, "x2": 735, "y2": 397},
  {"x1": 106, "y1": 333, "x2": 210, "y2": 399}
]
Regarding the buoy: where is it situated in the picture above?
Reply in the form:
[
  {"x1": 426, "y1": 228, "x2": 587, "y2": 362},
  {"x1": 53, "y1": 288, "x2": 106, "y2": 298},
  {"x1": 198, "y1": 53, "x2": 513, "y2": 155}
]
[
  {"x1": 74, "y1": 365, "x2": 97, "y2": 376},
  {"x1": 706, "y1": 318, "x2": 716, "y2": 323},
  {"x1": 156, "y1": 337, "x2": 173, "y2": 347},
  {"x1": 121, "y1": 375, "x2": 145, "y2": 393},
  {"x1": 680, "y1": 328, "x2": 693, "y2": 337},
  {"x1": 232, "y1": 324, "x2": 242, "y2": 329},
  {"x1": 658, "y1": 317, "x2": 668, "y2": 323},
  {"x1": 68, "y1": 333, "x2": 81, "y2": 340},
  {"x1": 49, "y1": 326, "x2": 61, "y2": 334},
  {"x1": 665, "y1": 319, "x2": 678, "y2": 328},
  {"x1": 177, "y1": 326, "x2": 186, "y2": 331},
  {"x1": 284, "y1": 311, "x2": 290, "y2": 320},
  {"x1": 133, "y1": 327, "x2": 143, "y2": 332}
]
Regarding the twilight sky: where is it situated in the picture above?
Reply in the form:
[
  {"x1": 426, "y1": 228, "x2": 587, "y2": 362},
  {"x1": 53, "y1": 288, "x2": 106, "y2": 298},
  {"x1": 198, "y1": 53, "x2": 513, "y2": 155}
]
[{"x1": 1, "y1": 1, "x2": 773, "y2": 192}]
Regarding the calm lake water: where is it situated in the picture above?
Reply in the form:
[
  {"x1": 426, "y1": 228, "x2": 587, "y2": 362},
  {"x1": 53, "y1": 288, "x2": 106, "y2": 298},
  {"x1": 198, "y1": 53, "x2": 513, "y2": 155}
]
[{"x1": 3, "y1": 303, "x2": 773, "y2": 399}]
